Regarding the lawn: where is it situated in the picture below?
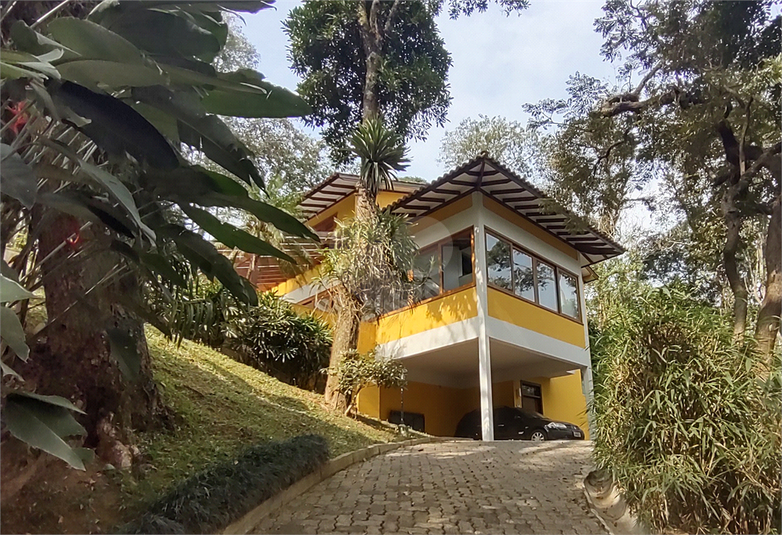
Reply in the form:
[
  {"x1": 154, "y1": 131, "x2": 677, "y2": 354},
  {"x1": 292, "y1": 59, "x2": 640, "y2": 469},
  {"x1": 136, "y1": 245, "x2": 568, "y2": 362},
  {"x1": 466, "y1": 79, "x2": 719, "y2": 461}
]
[{"x1": 1, "y1": 327, "x2": 400, "y2": 534}]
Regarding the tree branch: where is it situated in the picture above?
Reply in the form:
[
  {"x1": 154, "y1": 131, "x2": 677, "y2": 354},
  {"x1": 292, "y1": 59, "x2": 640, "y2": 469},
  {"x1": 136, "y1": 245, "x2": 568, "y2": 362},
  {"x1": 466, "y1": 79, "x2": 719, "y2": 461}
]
[{"x1": 383, "y1": 0, "x2": 403, "y2": 37}]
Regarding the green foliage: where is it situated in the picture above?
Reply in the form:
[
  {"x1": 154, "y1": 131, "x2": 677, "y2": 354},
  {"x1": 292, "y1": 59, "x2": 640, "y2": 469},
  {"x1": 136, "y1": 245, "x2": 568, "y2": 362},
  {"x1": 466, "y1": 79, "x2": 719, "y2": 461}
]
[
  {"x1": 3, "y1": 392, "x2": 87, "y2": 470},
  {"x1": 227, "y1": 292, "x2": 333, "y2": 390},
  {"x1": 591, "y1": 285, "x2": 781, "y2": 534},
  {"x1": 285, "y1": 0, "x2": 452, "y2": 163},
  {"x1": 351, "y1": 117, "x2": 410, "y2": 199},
  {"x1": 122, "y1": 435, "x2": 329, "y2": 534},
  {"x1": 320, "y1": 210, "x2": 420, "y2": 319},
  {"x1": 438, "y1": 115, "x2": 539, "y2": 178},
  {"x1": 330, "y1": 348, "x2": 407, "y2": 414}
]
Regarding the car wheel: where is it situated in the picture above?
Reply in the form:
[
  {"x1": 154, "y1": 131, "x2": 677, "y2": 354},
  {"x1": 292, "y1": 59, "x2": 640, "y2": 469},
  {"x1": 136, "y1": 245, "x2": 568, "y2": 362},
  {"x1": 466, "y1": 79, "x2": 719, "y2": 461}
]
[{"x1": 529, "y1": 429, "x2": 546, "y2": 442}]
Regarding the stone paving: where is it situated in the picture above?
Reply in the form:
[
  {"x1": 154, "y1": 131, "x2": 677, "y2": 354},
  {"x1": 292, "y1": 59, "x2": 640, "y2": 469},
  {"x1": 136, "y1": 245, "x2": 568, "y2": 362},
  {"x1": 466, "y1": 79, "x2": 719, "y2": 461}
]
[{"x1": 254, "y1": 440, "x2": 608, "y2": 535}]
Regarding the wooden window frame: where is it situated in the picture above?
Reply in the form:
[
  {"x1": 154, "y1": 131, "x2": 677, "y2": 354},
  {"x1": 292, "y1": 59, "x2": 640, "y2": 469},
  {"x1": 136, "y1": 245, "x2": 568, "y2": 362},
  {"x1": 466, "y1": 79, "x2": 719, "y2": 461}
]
[
  {"x1": 520, "y1": 381, "x2": 543, "y2": 414},
  {"x1": 484, "y1": 227, "x2": 583, "y2": 324}
]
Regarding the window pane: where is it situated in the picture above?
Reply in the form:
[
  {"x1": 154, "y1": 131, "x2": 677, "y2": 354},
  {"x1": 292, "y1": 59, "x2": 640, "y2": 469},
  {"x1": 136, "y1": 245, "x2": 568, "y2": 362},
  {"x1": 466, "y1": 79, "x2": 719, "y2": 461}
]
[
  {"x1": 442, "y1": 237, "x2": 473, "y2": 291},
  {"x1": 413, "y1": 249, "x2": 440, "y2": 302},
  {"x1": 536, "y1": 261, "x2": 557, "y2": 310},
  {"x1": 486, "y1": 234, "x2": 512, "y2": 290},
  {"x1": 512, "y1": 248, "x2": 535, "y2": 300},
  {"x1": 559, "y1": 271, "x2": 580, "y2": 319}
]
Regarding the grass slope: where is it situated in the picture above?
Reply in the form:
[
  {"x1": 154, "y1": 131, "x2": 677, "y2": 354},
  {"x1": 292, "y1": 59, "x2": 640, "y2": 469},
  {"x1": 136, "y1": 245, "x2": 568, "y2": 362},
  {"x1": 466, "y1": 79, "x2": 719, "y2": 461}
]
[
  {"x1": 134, "y1": 328, "x2": 398, "y2": 499},
  {"x1": 2, "y1": 328, "x2": 398, "y2": 534}
]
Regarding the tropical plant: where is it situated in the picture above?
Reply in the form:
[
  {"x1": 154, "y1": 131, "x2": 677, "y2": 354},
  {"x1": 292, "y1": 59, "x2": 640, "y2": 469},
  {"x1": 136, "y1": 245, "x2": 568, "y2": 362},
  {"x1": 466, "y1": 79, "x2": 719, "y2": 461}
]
[
  {"x1": 0, "y1": 0, "x2": 316, "y2": 470},
  {"x1": 226, "y1": 292, "x2": 333, "y2": 391},
  {"x1": 591, "y1": 285, "x2": 781, "y2": 534},
  {"x1": 329, "y1": 348, "x2": 407, "y2": 416},
  {"x1": 285, "y1": 0, "x2": 529, "y2": 163},
  {"x1": 350, "y1": 117, "x2": 410, "y2": 218},
  {"x1": 320, "y1": 209, "x2": 419, "y2": 411}
]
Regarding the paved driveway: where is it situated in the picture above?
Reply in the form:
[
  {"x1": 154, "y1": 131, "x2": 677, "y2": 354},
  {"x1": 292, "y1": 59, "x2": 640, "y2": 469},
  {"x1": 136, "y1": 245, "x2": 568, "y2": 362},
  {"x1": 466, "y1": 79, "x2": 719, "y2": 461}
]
[{"x1": 254, "y1": 440, "x2": 607, "y2": 535}]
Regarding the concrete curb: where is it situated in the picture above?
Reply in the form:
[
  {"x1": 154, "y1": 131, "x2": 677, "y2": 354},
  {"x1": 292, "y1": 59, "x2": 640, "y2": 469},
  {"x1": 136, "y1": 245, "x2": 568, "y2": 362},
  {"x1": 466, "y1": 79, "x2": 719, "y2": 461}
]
[
  {"x1": 582, "y1": 470, "x2": 648, "y2": 535},
  {"x1": 222, "y1": 437, "x2": 437, "y2": 534}
]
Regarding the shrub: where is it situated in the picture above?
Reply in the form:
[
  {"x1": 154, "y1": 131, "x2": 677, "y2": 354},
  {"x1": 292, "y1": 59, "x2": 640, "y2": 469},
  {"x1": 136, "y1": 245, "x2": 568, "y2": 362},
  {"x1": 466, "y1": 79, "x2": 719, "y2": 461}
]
[
  {"x1": 329, "y1": 348, "x2": 407, "y2": 415},
  {"x1": 227, "y1": 292, "x2": 332, "y2": 390},
  {"x1": 122, "y1": 435, "x2": 329, "y2": 534},
  {"x1": 591, "y1": 286, "x2": 781, "y2": 534}
]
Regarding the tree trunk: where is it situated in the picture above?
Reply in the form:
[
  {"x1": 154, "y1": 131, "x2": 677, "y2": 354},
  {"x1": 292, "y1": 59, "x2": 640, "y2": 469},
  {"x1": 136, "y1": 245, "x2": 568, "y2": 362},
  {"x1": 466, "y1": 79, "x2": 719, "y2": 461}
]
[
  {"x1": 755, "y1": 195, "x2": 781, "y2": 359},
  {"x1": 721, "y1": 178, "x2": 749, "y2": 340},
  {"x1": 324, "y1": 287, "x2": 360, "y2": 412},
  {"x1": 357, "y1": 0, "x2": 382, "y2": 121},
  {"x1": 25, "y1": 209, "x2": 164, "y2": 466}
]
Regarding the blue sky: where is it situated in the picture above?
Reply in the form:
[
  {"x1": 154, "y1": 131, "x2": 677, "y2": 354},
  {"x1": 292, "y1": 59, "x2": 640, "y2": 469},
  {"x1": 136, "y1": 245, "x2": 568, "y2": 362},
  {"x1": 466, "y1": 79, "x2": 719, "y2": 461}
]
[{"x1": 241, "y1": 1, "x2": 620, "y2": 181}]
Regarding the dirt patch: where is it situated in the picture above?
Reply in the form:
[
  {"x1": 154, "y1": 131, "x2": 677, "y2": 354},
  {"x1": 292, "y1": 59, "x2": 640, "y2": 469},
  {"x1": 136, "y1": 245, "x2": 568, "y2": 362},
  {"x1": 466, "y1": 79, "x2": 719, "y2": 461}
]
[{"x1": 1, "y1": 441, "x2": 127, "y2": 534}]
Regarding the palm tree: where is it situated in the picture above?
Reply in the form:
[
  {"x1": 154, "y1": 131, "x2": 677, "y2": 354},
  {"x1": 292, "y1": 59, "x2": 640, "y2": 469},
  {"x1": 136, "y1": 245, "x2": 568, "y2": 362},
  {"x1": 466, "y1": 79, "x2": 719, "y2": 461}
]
[{"x1": 323, "y1": 118, "x2": 412, "y2": 410}]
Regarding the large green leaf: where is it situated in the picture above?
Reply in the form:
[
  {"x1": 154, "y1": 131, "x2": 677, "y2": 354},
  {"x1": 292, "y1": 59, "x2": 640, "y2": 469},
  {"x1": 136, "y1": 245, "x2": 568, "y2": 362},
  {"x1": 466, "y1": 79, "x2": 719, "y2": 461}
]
[
  {"x1": 87, "y1": 6, "x2": 221, "y2": 61},
  {"x1": 181, "y1": 204, "x2": 294, "y2": 263},
  {"x1": 195, "y1": 193, "x2": 318, "y2": 241},
  {"x1": 132, "y1": 86, "x2": 262, "y2": 186},
  {"x1": 10, "y1": 20, "x2": 79, "y2": 58},
  {"x1": 0, "y1": 49, "x2": 61, "y2": 79},
  {"x1": 0, "y1": 144, "x2": 37, "y2": 208},
  {"x1": 178, "y1": 116, "x2": 263, "y2": 187},
  {"x1": 56, "y1": 60, "x2": 168, "y2": 88},
  {"x1": 1, "y1": 305, "x2": 29, "y2": 361},
  {"x1": 43, "y1": 140, "x2": 155, "y2": 241},
  {"x1": 106, "y1": 328, "x2": 140, "y2": 381},
  {"x1": 201, "y1": 74, "x2": 311, "y2": 118},
  {"x1": 4, "y1": 393, "x2": 87, "y2": 470},
  {"x1": 50, "y1": 81, "x2": 179, "y2": 170},
  {"x1": 159, "y1": 225, "x2": 258, "y2": 306},
  {"x1": 0, "y1": 273, "x2": 35, "y2": 303},
  {"x1": 138, "y1": 252, "x2": 188, "y2": 288},
  {"x1": 144, "y1": 165, "x2": 249, "y2": 202},
  {"x1": 47, "y1": 18, "x2": 146, "y2": 65}
]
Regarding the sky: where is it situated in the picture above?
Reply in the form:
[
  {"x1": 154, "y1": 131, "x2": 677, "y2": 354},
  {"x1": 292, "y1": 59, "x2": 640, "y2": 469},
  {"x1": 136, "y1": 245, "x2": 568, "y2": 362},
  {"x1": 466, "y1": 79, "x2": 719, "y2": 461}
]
[{"x1": 241, "y1": 1, "x2": 621, "y2": 181}]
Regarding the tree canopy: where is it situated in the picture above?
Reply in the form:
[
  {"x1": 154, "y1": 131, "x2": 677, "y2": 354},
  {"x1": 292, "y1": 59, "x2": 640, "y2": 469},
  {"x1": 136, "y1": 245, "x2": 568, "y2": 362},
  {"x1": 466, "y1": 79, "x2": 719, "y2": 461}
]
[{"x1": 285, "y1": 0, "x2": 529, "y2": 164}]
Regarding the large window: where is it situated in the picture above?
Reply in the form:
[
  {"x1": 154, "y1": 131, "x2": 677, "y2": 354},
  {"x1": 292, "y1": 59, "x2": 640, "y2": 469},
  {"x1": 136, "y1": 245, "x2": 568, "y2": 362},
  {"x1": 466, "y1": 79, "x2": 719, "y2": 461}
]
[
  {"x1": 486, "y1": 234, "x2": 512, "y2": 290},
  {"x1": 485, "y1": 230, "x2": 581, "y2": 321},
  {"x1": 392, "y1": 230, "x2": 475, "y2": 311}
]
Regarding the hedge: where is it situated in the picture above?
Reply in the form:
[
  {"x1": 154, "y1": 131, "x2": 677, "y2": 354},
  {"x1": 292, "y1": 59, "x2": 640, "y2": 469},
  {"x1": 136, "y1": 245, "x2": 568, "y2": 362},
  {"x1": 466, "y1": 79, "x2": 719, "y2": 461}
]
[{"x1": 121, "y1": 434, "x2": 329, "y2": 534}]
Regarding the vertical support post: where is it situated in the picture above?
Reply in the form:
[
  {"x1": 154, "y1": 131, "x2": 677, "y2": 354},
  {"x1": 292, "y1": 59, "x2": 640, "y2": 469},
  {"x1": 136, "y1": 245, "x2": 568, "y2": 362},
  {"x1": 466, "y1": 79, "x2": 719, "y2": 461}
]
[
  {"x1": 578, "y1": 269, "x2": 595, "y2": 436},
  {"x1": 472, "y1": 193, "x2": 494, "y2": 441}
]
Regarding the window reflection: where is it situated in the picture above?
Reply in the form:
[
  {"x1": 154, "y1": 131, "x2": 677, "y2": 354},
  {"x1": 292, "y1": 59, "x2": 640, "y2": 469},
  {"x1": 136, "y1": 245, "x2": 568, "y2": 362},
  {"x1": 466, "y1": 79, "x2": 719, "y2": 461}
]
[
  {"x1": 442, "y1": 237, "x2": 473, "y2": 291},
  {"x1": 413, "y1": 249, "x2": 440, "y2": 302},
  {"x1": 486, "y1": 234, "x2": 512, "y2": 290},
  {"x1": 536, "y1": 261, "x2": 557, "y2": 311},
  {"x1": 559, "y1": 271, "x2": 579, "y2": 319},
  {"x1": 512, "y1": 248, "x2": 534, "y2": 301}
]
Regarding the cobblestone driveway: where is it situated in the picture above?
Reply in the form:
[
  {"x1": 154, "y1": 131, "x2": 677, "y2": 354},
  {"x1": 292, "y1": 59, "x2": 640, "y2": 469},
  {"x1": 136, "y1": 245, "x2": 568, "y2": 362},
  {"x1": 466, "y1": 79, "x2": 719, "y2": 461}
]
[{"x1": 254, "y1": 440, "x2": 607, "y2": 535}]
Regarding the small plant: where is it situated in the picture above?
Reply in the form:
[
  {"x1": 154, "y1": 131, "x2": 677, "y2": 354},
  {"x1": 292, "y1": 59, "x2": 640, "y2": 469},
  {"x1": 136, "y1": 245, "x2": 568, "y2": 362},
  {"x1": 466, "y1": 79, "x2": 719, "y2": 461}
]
[{"x1": 329, "y1": 348, "x2": 407, "y2": 416}]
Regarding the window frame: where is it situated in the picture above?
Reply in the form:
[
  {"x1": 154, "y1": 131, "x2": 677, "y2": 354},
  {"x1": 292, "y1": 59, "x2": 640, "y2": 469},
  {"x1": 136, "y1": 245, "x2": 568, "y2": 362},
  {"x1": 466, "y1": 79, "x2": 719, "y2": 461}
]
[
  {"x1": 484, "y1": 227, "x2": 583, "y2": 324},
  {"x1": 381, "y1": 227, "x2": 476, "y2": 318}
]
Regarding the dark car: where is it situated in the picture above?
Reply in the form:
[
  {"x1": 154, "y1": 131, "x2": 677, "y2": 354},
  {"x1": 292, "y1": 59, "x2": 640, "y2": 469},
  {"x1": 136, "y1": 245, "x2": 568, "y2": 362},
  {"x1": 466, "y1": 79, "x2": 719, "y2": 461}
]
[{"x1": 454, "y1": 406, "x2": 584, "y2": 441}]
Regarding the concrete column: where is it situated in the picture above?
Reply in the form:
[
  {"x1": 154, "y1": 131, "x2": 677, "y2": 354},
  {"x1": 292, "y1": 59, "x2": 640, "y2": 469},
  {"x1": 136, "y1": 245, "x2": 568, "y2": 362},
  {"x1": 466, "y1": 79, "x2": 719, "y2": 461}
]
[
  {"x1": 472, "y1": 194, "x2": 494, "y2": 441},
  {"x1": 581, "y1": 365, "x2": 595, "y2": 435}
]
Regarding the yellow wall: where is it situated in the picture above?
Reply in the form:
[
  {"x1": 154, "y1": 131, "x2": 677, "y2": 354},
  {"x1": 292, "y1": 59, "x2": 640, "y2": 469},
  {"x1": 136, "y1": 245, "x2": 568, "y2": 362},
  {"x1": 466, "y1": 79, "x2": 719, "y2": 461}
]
[
  {"x1": 411, "y1": 195, "x2": 473, "y2": 234},
  {"x1": 527, "y1": 372, "x2": 590, "y2": 438},
  {"x1": 377, "y1": 190, "x2": 409, "y2": 209},
  {"x1": 373, "y1": 286, "x2": 478, "y2": 345},
  {"x1": 356, "y1": 380, "x2": 517, "y2": 437},
  {"x1": 487, "y1": 288, "x2": 586, "y2": 348}
]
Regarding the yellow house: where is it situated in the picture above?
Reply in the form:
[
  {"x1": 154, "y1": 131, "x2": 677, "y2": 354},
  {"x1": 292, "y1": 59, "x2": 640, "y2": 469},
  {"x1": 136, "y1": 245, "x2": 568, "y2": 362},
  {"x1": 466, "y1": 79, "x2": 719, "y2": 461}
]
[{"x1": 252, "y1": 155, "x2": 624, "y2": 440}]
